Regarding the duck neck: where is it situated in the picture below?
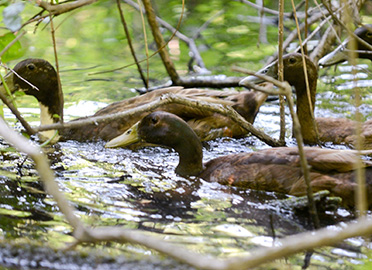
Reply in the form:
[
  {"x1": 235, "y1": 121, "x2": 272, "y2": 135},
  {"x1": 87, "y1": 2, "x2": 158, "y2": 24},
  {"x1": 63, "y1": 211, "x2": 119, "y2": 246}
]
[
  {"x1": 39, "y1": 102, "x2": 60, "y2": 141},
  {"x1": 35, "y1": 78, "x2": 63, "y2": 140},
  {"x1": 174, "y1": 136, "x2": 204, "y2": 177},
  {"x1": 294, "y1": 78, "x2": 318, "y2": 144}
]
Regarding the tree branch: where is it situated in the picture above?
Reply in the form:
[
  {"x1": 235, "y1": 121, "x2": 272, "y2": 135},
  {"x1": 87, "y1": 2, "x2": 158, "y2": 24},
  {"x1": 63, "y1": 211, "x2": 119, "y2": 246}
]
[
  {"x1": 141, "y1": 0, "x2": 180, "y2": 84},
  {"x1": 34, "y1": 93, "x2": 283, "y2": 147},
  {"x1": 35, "y1": 0, "x2": 98, "y2": 16},
  {"x1": 122, "y1": 0, "x2": 208, "y2": 71}
]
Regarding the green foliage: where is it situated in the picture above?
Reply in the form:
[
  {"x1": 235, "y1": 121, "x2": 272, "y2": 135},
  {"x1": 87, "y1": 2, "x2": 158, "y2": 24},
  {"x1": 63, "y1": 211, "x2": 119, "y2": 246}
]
[{"x1": 0, "y1": 32, "x2": 24, "y2": 62}]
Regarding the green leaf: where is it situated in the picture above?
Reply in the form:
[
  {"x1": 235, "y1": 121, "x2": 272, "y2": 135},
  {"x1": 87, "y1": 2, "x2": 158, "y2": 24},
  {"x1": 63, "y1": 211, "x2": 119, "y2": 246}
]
[{"x1": 0, "y1": 32, "x2": 24, "y2": 62}]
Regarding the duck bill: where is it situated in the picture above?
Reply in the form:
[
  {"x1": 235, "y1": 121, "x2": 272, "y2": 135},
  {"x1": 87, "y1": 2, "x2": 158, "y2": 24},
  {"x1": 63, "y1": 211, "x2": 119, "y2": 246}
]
[
  {"x1": 105, "y1": 122, "x2": 141, "y2": 148},
  {"x1": 239, "y1": 61, "x2": 277, "y2": 88},
  {"x1": 0, "y1": 71, "x2": 16, "y2": 95},
  {"x1": 318, "y1": 39, "x2": 349, "y2": 67}
]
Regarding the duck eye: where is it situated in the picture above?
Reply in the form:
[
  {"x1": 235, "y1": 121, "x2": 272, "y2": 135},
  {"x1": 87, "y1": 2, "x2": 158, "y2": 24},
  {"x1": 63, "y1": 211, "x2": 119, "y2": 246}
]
[
  {"x1": 27, "y1": 64, "x2": 35, "y2": 70},
  {"x1": 289, "y1": 57, "x2": 296, "y2": 64},
  {"x1": 366, "y1": 31, "x2": 372, "y2": 38},
  {"x1": 151, "y1": 116, "x2": 159, "y2": 125}
]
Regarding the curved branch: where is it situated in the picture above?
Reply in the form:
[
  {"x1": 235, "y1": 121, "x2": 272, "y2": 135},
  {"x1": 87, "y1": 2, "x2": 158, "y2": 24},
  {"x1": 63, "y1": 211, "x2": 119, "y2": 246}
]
[
  {"x1": 34, "y1": 93, "x2": 282, "y2": 147},
  {"x1": 35, "y1": 0, "x2": 98, "y2": 16}
]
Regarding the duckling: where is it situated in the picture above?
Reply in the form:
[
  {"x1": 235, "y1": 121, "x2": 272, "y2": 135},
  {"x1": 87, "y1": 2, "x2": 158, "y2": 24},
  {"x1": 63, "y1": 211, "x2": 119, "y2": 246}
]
[
  {"x1": 0, "y1": 58, "x2": 269, "y2": 142},
  {"x1": 107, "y1": 110, "x2": 372, "y2": 208}
]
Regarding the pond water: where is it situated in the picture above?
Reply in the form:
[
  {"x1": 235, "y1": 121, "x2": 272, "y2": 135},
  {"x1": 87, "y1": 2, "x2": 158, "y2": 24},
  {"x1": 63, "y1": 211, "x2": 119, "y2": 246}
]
[
  {"x1": 1, "y1": 1, "x2": 372, "y2": 269},
  {"x1": 1, "y1": 60, "x2": 372, "y2": 269}
]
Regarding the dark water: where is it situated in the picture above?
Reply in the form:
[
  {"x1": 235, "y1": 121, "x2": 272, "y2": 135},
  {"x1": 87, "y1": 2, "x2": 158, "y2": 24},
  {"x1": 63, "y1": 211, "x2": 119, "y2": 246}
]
[{"x1": 1, "y1": 61, "x2": 372, "y2": 269}]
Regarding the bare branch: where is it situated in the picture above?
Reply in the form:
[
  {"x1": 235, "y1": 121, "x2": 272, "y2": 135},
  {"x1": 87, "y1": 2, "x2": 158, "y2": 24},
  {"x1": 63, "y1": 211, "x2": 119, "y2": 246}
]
[
  {"x1": 34, "y1": 93, "x2": 283, "y2": 147},
  {"x1": 122, "y1": 0, "x2": 208, "y2": 71},
  {"x1": 142, "y1": 0, "x2": 180, "y2": 84},
  {"x1": 35, "y1": 0, "x2": 98, "y2": 16},
  {"x1": 116, "y1": 0, "x2": 148, "y2": 88},
  {"x1": 0, "y1": 91, "x2": 36, "y2": 136},
  {"x1": 235, "y1": 0, "x2": 292, "y2": 16}
]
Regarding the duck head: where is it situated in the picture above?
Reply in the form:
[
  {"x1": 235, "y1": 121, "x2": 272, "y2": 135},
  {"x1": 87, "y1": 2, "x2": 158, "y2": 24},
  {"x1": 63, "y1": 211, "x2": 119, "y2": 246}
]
[
  {"x1": 1, "y1": 59, "x2": 63, "y2": 124},
  {"x1": 107, "y1": 111, "x2": 204, "y2": 177},
  {"x1": 318, "y1": 24, "x2": 372, "y2": 66},
  {"x1": 240, "y1": 53, "x2": 318, "y2": 92},
  {"x1": 240, "y1": 53, "x2": 319, "y2": 144}
]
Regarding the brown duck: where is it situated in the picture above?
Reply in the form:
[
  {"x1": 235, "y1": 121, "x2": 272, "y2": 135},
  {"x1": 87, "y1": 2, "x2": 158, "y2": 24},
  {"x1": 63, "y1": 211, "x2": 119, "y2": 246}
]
[
  {"x1": 0, "y1": 59, "x2": 269, "y2": 142},
  {"x1": 318, "y1": 24, "x2": 372, "y2": 67},
  {"x1": 240, "y1": 53, "x2": 372, "y2": 148},
  {"x1": 107, "y1": 110, "x2": 372, "y2": 208}
]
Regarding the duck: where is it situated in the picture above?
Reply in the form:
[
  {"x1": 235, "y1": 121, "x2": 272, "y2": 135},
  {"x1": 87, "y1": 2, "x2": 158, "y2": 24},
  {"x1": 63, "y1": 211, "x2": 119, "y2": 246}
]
[
  {"x1": 318, "y1": 24, "x2": 372, "y2": 67},
  {"x1": 106, "y1": 110, "x2": 372, "y2": 208},
  {"x1": 240, "y1": 52, "x2": 372, "y2": 148},
  {"x1": 0, "y1": 58, "x2": 269, "y2": 142}
]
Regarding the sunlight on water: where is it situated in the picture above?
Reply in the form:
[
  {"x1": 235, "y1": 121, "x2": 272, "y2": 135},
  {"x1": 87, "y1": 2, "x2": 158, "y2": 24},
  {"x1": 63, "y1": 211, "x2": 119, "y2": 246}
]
[{"x1": 1, "y1": 53, "x2": 372, "y2": 270}]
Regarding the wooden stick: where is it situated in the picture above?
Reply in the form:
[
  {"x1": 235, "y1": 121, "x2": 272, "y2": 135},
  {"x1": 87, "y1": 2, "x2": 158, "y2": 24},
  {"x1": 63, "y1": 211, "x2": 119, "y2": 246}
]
[
  {"x1": 290, "y1": 0, "x2": 320, "y2": 229},
  {"x1": 116, "y1": 0, "x2": 148, "y2": 88},
  {"x1": 278, "y1": 0, "x2": 286, "y2": 144},
  {"x1": 34, "y1": 93, "x2": 283, "y2": 147},
  {"x1": 141, "y1": 0, "x2": 180, "y2": 84}
]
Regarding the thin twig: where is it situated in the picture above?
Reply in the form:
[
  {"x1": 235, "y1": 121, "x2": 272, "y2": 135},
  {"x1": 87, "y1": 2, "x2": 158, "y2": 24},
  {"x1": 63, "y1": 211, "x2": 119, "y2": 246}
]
[
  {"x1": 35, "y1": 0, "x2": 97, "y2": 16},
  {"x1": 141, "y1": 0, "x2": 180, "y2": 84},
  {"x1": 122, "y1": 0, "x2": 207, "y2": 71},
  {"x1": 0, "y1": 91, "x2": 35, "y2": 136},
  {"x1": 278, "y1": 0, "x2": 286, "y2": 144},
  {"x1": 290, "y1": 0, "x2": 320, "y2": 229},
  {"x1": 235, "y1": 0, "x2": 292, "y2": 16},
  {"x1": 90, "y1": 0, "x2": 185, "y2": 78},
  {"x1": 137, "y1": 0, "x2": 150, "y2": 88},
  {"x1": 265, "y1": 11, "x2": 325, "y2": 65},
  {"x1": 0, "y1": 64, "x2": 39, "y2": 91},
  {"x1": 321, "y1": 0, "x2": 372, "y2": 51},
  {"x1": 116, "y1": 0, "x2": 148, "y2": 88},
  {"x1": 304, "y1": 0, "x2": 309, "y2": 55},
  {"x1": 49, "y1": 12, "x2": 64, "y2": 122},
  {"x1": 342, "y1": 0, "x2": 367, "y2": 215}
]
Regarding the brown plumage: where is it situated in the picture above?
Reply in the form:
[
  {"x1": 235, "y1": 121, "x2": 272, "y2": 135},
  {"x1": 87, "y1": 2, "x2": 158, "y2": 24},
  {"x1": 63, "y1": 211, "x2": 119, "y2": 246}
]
[
  {"x1": 318, "y1": 24, "x2": 372, "y2": 67},
  {"x1": 240, "y1": 53, "x2": 372, "y2": 148},
  {"x1": 0, "y1": 59, "x2": 269, "y2": 142},
  {"x1": 109, "y1": 110, "x2": 372, "y2": 208}
]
